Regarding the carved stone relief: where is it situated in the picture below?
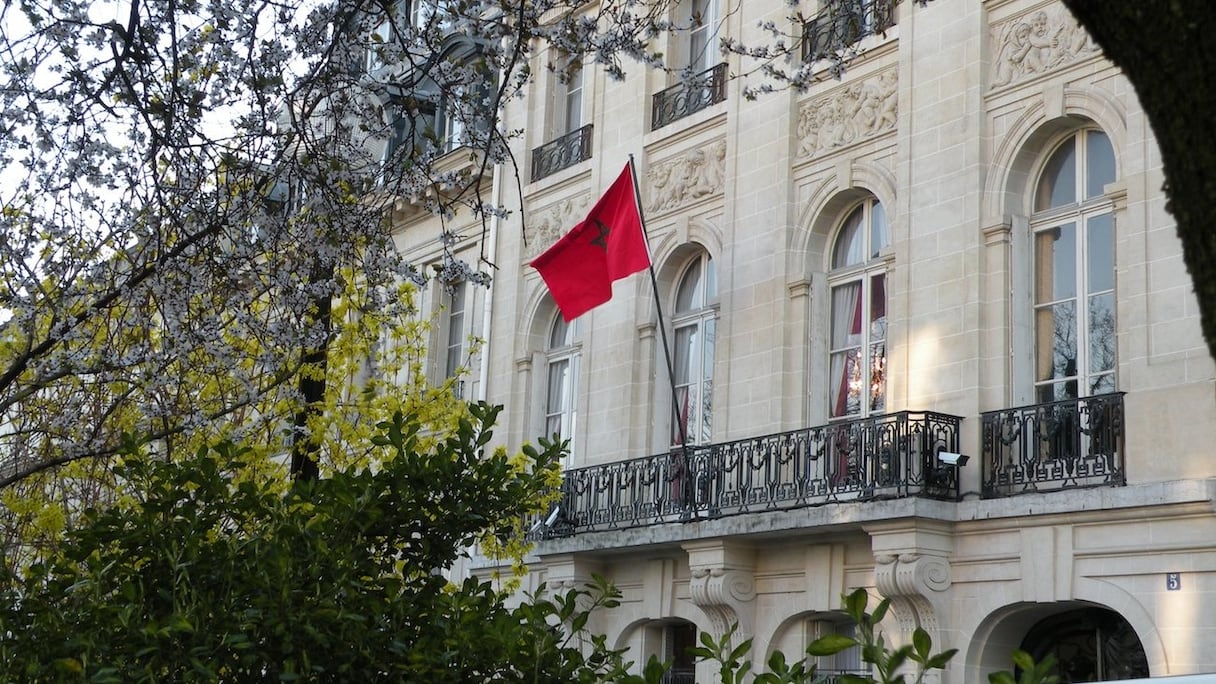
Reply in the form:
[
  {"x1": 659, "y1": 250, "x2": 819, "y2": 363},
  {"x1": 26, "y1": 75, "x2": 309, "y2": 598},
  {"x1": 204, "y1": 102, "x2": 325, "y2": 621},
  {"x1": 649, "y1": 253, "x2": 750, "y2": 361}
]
[
  {"x1": 989, "y1": 6, "x2": 1100, "y2": 89},
  {"x1": 645, "y1": 139, "x2": 727, "y2": 214},
  {"x1": 524, "y1": 195, "x2": 587, "y2": 260},
  {"x1": 797, "y1": 67, "x2": 898, "y2": 160}
]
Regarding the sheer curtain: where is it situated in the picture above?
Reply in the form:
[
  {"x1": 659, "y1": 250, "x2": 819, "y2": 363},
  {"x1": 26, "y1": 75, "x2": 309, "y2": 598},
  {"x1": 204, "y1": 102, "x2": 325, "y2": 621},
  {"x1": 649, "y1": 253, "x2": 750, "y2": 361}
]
[{"x1": 830, "y1": 282, "x2": 862, "y2": 417}]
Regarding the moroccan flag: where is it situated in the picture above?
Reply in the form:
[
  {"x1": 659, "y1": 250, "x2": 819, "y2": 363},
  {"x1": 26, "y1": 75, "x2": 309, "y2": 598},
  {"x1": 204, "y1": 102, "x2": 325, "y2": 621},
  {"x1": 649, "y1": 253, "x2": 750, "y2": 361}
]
[{"x1": 532, "y1": 164, "x2": 650, "y2": 321}]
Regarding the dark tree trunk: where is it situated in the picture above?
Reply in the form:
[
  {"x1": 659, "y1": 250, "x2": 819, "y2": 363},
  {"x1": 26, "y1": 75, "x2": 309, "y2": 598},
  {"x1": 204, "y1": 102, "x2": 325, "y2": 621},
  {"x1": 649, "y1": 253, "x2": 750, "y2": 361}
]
[
  {"x1": 290, "y1": 262, "x2": 332, "y2": 482},
  {"x1": 1059, "y1": 1, "x2": 1216, "y2": 362}
]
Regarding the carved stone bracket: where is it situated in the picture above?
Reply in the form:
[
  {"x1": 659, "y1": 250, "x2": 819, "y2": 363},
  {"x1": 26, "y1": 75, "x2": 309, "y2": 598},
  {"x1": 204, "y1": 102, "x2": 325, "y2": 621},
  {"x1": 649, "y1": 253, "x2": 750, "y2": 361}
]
[
  {"x1": 684, "y1": 541, "x2": 756, "y2": 647},
  {"x1": 873, "y1": 552, "x2": 952, "y2": 635}
]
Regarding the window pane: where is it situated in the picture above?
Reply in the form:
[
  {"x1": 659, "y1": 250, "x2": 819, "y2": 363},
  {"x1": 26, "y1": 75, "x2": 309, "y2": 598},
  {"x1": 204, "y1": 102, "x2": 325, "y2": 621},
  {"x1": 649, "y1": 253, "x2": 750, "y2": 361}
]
[
  {"x1": 869, "y1": 340, "x2": 885, "y2": 413},
  {"x1": 1090, "y1": 372, "x2": 1115, "y2": 396},
  {"x1": 698, "y1": 377, "x2": 712, "y2": 443},
  {"x1": 675, "y1": 259, "x2": 703, "y2": 312},
  {"x1": 1087, "y1": 213, "x2": 1114, "y2": 293},
  {"x1": 1035, "y1": 300, "x2": 1077, "y2": 383},
  {"x1": 831, "y1": 348, "x2": 862, "y2": 417},
  {"x1": 1034, "y1": 223, "x2": 1076, "y2": 303},
  {"x1": 870, "y1": 200, "x2": 889, "y2": 257},
  {"x1": 1088, "y1": 292, "x2": 1116, "y2": 374},
  {"x1": 704, "y1": 255, "x2": 717, "y2": 300},
  {"x1": 674, "y1": 324, "x2": 696, "y2": 385},
  {"x1": 445, "y1": 283, "x2": 466, "y2": 377},
  {"x1": 564, "y1": 64, "x2": 583, "y2": 133},
  {"x1": 869, "y1": 273, "x2": 886, "y2": 340},
  {"x1": 702, "y1": 318, "x2": 715, "y2": 383},
  {"x1": 830, "y1": 282, "x2": 863, "y2": 350},
  {"x1": 547, "y1": 358, "x2": 569, "y2": 414},
  {"x1": 688, "y1": 0, "x2": 716, "y2": 70},
  {"x1": 672, "y1": 385, "x2": 691, "y2": 445},
  {"x1": 1085, "y1": 130, "x2": 1116, "y2": 200},
  {"x1": 549, "y1": 315, "x2": 578, "y2": 348},
  {"x1": 1035, "y1": 137, "x2": 1076, "y2": 211},
  {"x1": 832, "y1": 206, "x2": 865, "y2": 268}
]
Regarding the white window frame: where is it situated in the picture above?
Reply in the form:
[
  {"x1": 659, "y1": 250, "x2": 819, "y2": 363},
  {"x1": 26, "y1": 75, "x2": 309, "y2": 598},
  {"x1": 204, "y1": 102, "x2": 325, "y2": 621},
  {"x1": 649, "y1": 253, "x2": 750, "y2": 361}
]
[
  {"x1": 827, "y1": 197, "x2": 889, "y2": 420},
  {"x1": 682, "y1": 0, "x2": 720, "y2": 74},
  {"x1": 671, "y1": 251, "x2": 717, "y2": 446},
  {"x1": 1029, "y1": 128, "x2": 1117, "y2": 404},
  {"x1": 442, "y1": 281, "x2": 468, "y2": 395},
  {"x1": 550, "y1": 54, "x2": 584, "y2": 138},
  {"x1": 544, "y1": 314, "x2": 581, "y2": 461}
]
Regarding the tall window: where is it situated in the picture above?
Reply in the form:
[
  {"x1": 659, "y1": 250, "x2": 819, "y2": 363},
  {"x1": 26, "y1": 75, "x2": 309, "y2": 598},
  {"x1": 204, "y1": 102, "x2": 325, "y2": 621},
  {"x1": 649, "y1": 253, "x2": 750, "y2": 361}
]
[
  {"x1": 683, "y1": 0, "x2": 719, "y2": 73},
  {"x1": 672, "y1": 252, "x2": 717, "y2": 445},
  {"x1": 554, "y1": 58, "x2": 583, "y2": 136},
  {"x1": 828, "y1": 198, "x2": 889, "y2": 419},
  {"x1": 545, "y1": 314, "x2": 580, "y2": 458},
  {"x1": 443, "y1": 282, "x2": 467, "y2": 393},
  {"x1": 1032, "y1": 129, "x2": 1116, "y2": 403}
]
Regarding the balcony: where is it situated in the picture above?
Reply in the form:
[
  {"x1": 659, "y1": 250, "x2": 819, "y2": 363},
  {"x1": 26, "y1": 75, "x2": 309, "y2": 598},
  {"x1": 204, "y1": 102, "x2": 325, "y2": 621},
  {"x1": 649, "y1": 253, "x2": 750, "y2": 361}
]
[
  {"x1": 651, "y1": 62, "x2": 728, "y2": 131},
  {"x1": 531, "y1": 411, "x2": 962, "y2": 539},
  {"x1": 530, "y1": 124, "x2": 594, "y2": 182},
  {"x1": 802, "y1": 0, "x2": 896, "y2": 62},
  {"x1": 981, "y1": 393, "x2": 1126, "y2": 498}
]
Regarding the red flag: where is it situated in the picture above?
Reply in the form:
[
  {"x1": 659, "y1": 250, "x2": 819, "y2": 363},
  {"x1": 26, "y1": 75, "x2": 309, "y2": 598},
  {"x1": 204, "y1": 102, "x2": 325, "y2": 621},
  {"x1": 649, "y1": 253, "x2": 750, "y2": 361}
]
[{"x1": 531, "y1": 164, "x2": 650, "y2": 321}]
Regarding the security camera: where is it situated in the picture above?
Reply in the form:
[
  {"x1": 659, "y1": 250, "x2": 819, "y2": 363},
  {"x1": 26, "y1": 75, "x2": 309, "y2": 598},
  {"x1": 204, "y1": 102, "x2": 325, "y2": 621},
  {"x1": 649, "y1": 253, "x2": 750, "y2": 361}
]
[
  {"x1": 544, "y1": 506, "x2": 562, "y2": 527},
  {"x1": 937, "y1": 451, "x2": 969, "y2": 466}
]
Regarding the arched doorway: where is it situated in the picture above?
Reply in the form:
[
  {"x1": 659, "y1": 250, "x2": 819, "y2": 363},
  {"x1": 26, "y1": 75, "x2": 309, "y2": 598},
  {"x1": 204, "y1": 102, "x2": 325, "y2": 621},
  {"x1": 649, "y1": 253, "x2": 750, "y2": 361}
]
[{"x1": 1019, "y1": 607, "x2": 1148, "y2": 681}]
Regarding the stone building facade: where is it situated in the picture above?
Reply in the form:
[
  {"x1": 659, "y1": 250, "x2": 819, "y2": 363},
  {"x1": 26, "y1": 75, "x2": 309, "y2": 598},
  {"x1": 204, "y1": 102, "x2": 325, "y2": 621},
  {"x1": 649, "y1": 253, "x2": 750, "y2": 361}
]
[{"x1": 395, "y1": 0, "x2": 1216, "y2": 679}]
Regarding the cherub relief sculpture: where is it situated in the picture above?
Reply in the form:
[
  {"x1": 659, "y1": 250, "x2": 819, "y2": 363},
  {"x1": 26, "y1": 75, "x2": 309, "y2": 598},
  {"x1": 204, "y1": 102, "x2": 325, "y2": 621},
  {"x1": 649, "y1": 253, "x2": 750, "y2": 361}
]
[
  {"x1": 645, "y1": 139, "x2": 728, "y2": 214},
  {"x1": 796, "y1": 67, "x2": 898, "y2": 160},
  {"x1": 990, "y1": 7, "x2": 1099, "y2": 88}
]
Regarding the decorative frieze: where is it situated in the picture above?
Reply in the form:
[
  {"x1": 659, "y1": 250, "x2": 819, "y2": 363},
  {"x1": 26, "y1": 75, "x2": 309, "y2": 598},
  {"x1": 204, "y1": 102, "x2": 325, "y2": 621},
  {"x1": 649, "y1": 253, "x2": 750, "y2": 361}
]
[
  {"x1": 524, "y1": 196, "x2": 588, "y2": 259},
  {"x1": 645, "y1": 139, "x2": 727, "y2": 215},
  {"x1": 990, "y1": 6, "x2": 1100, "y2": 89},
  {"x1": 796, "y1": 68, "x2": 897, "y2": 160}
]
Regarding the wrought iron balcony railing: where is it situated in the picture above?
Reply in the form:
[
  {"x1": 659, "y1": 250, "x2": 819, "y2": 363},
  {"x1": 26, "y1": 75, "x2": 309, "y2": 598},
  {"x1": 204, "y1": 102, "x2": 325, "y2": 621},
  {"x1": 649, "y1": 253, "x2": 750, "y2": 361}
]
[
  {"x1": 530, "y1": 411, "x2": 962, "y2": 539},
  {"x1": 530, "y1": 124, "x2": 594, "y2": 182},
  {"x1": 802, "y1": 0, "x2": 896, "y2": 62},
  {"x1": 981, "y1": 392, "x2": 1126, "y2": 498},
  {"x1": 651, "y1": 62, "x2": 728, "y2": 131}
]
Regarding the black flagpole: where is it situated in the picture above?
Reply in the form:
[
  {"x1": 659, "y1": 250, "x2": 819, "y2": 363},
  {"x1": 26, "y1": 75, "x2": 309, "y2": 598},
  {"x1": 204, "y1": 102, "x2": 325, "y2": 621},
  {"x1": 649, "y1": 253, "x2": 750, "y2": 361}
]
[{"x1": 627, "y1": 155, "x2": 693, "y2": 516}]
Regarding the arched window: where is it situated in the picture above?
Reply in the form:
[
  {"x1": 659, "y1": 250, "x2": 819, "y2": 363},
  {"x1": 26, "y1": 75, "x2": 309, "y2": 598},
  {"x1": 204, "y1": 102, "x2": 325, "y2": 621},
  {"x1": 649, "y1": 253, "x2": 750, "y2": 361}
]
[
  {"x1": 672, "y1": 251, "x2": 717, "y2": 446},
  {"x1": 545, "y1": 313, "x2": 580, "y2": 460},
  {"x1": 1032, "y1": 128, "x2": 1117, "y2": 403},
  {"x1": 1019, "y1": 607, "x2": 1148, "y2": 680},
  {"x1": 828, "y1": 197, "x2": 889, "y2": 419}
]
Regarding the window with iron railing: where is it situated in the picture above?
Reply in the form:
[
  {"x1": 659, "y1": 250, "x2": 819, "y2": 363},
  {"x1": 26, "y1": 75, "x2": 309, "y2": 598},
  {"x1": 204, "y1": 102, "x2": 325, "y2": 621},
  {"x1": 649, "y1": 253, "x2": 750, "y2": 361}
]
[
  {"x1": 530, "y1": 124, "x2": 593, "y2": 182},
  {"x1": 981, "y1": 392, "x2": 1125, "y2": 498},
  {"x1": 802, "y1": 0, "x2": 896, "y2": 62},
  {"x1": 652, "y1": 62, "x2": 728, "y2": 131}
]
